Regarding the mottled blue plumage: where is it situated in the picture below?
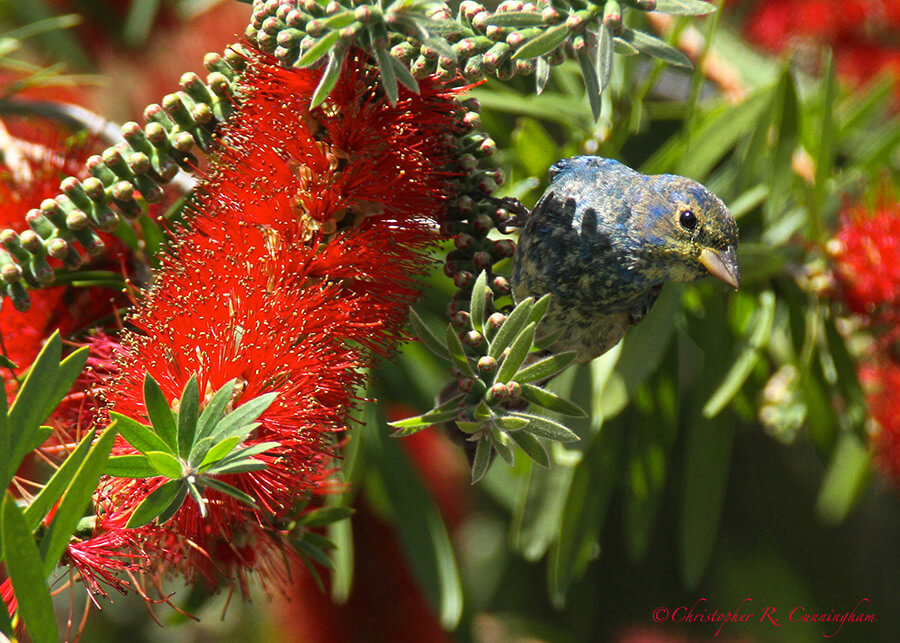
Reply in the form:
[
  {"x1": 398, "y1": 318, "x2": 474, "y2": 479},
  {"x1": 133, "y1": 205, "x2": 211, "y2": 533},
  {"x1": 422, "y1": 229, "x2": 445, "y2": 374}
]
[{"x1": 512, "y1": 156, "x2": 739, "y2": 361}]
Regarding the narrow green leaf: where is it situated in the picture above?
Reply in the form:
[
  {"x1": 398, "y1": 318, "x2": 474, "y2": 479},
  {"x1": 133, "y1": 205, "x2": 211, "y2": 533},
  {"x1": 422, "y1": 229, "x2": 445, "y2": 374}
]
[
  {"x1": 197, "y1": 435, "x2": 242, "y2": 470},
  {"x1": 620, "y1": 27, "x2": 692, "y2": 68},
  {"x1": 390, "y1": 55, "x2": 420, "y2": 94},
  {"x1": 310, "y1": 49, "x2": 345, "y2": 109},
  {"x1": 496, "y1": 322, "x2": 536, "y2": 384},
  {"x1": 766, "y1": 65, "x2": 799, "y2": 223},
  {"x1": 409, "y1": 307, "x2": 450, "y2": 361},
  {"x1": 529, "y1": 294, "x2": 551, "y2": 326},
  {"x1": 535, "y1": 56, "x2": 550, "y2": 94},
  {"x1": 703, "y1": 291, "x2": 776, "y2": 418},
  {"x1": 155, "y1": 482, "x2": 189, "y2": 524},
  {"x1": 373, "y1": 40, "x2": 399, "y2": 106},
  {"x1": 211, "y1": 392, "x2": 277, "y2": 441},
  {"x1": 296, "y1": 30, "x2": 341, "y2": 68},
  {"x1": 213, "y1": 441, "x2": 280, "y2": 465},
  {"x1": 321, "y1": 10, "x2": 354, "y2": 28},
  {"x1": 176, "y1": 375, "x2": 200, "y2": 457},
  {"x1": 126, "y1": 479, "x2": 183, "y2": 527},
  {"x1": 0, "y1": 379, "x2": 7, "y2": 490},
  {"x1": 111, "y1": 412, "x2": 174, "y2": 456},
  {"x1": 445, "y1": 324, "x2": 476, "y2": 377},
  {"x1": 485, "y1": 11, "x2": 544, "y2": 27},
  {"x1": 143, "y1": 374, "x2": 177, "y2": 450},
  {"x1": 471, "y1": 435, "x2": 492, "y2": 483},
  {"x1": 489, "y1": 297, "x2": 534, "y2": 360},
  {"x1": 146, "y1": 450, "x2": 183, "y2": 479},
  {"x1": 515, "y1": 351, "x2": 577, "y2": 384},
  {"x1": 815, "y1": 433, "x2": 870, "y2": 525},
  {"x1": 185, "y1": 478, "x2": 208, "y2": 517},
  {"x1": 25, "y1": 426, "x2": 53, "y2": 453},
  {"x1": 195, "y1": 379, "x2": 236, "y2": 444},
  {"x1": 653, "y1": 0, "x2": 717, "y2": 15},
  {"x1": 105, "y1": 454, "x2": 159, "y2": 478},
  {"x1": 577, "y1": 50, "x2": 602, "y2": 122},
  {"x1": 362, "y1": 403, "x2": 463, "y2": 627},
  {"x1": 390, "y1": 407, "x2": 462, "y2": 437},
  {"x1": 512, "y1": 24, "x2": 569, "y2": 60},
  {"x1": 596, "y1": 24, "x2": 613, "y2": 94},
  {"x1": 613, "y1": 37, "x2": 639, "y2": 55},
  {"x1": 495, "y1": 415, "x2": 530, "y2": 431},
  {"x1": 520, "y1": 383, "x2": 587, "y2": 417},
  {"x1": 424, "y1": 35, "x2": 458, "y2": 62},
  {"x1": 294, "y1": 537, "x2": 335, "y2": 569},
  {"x1": 39, "y1": 424, "x2": 118, "y2": 576},
  {"x1": 491, "y1": 427, "x2": 515, "y2": 466},
  {"x1": 202, "y1": 459, "x2": 267, "y2": 475},
  {"x1": 549, "y1": 420, "x2": 624, "y2": 606},
  {"x1": 511, "y1": 412, "x2": 580, "y2": 442},
  {"x1": 469, "y1": 270, "x2": 489, "y2": 334},
  {"x1": 24, "y1": 428, "x2": 94, "y2": 531},
  {"x1": 2, "y1": 495, "x2": 59, "y2": 643},
  {"x1": 680, "y1": 416, "x2": 735, "y2": 588},
  {"x1": 7, "y1": 333, "x2": 62, "y2": 484},
  {"x1": 201, "y1": 477, "x2": 258, "y2": 508},
  {"x1": 44, "y1": 346, "x2": 88, "y2": 422},
  {"x1": 301, "y1": 506, "x2": 355, "y2": 527},
  {"x1": 507, "y1": 430, "x2": 549, "y2": 467}
]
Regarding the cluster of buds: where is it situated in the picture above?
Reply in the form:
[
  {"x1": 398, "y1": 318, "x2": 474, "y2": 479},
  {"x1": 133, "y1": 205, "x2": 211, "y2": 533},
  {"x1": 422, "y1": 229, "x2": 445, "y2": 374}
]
[
  {"x1": 394, "y1": 98, "x2": 586, "y2": 481},
  {"x1": 249, "y1": 0, "x2": 707, "y2": 111},
  {"x1": 0, "y1": 49, "x2": 244, "y2": 311}
]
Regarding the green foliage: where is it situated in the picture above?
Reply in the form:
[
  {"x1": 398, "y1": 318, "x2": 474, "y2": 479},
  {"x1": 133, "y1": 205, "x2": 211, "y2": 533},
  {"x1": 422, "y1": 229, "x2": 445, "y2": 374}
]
[{"x1": 116, "y1": 375, "x2": 279, "y2": 527}]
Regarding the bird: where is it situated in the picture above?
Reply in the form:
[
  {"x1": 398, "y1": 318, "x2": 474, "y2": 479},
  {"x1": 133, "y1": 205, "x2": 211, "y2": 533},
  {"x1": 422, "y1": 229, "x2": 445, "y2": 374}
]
[{"x1": 512, "y1": 156, "x2": 740, "y2": 362}]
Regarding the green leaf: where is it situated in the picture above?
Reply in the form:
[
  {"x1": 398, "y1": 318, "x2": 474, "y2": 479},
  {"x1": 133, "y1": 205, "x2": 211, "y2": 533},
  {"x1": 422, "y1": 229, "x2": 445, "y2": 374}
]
[
  {"x1": 576, "y1": 50, "x2": 602, "y2": 122},
  {"x1": 195, "y1": 379, "x2": 236, "y2": 445},
  {"x1": 202, "y1": 458, "x2": 268, "y2": 475},
  {"x1": 471, "y1": 435, "x2": 492, "y2": 484},
  {"x1": 445, "y1": 324, "x2": 476, "y2": 377},
  {"x1": 389, "y1": 398, "x2": 463, "y2": 438},
  {"x1": 146, "y1": 450, "x2": 184, "y2": 479},
  {"x1": 766, "y1": 65, "x2": 800, "y2": 223},
  {"x1": 511, "y1": 412, "x2": 580, "y2": 442},
  {"x1": 197, "y1": 435, "x2": 242, "y2": 470},
  {"x1": 390, "y1": 55, "x2": 420, "y2": 94},
  {"x1": 515, "y1": 351, "x2": 577, "y2": 384},
  {"x1": 2, "y1": 495, "x2": 59, "y2": 643},
  {"x1": 507, "y1": 430, "x2": 549, "y2": 467},
  {"x1": 373, "y1": 40, "x2": 399, "y2": 105},
  {"x1": 409, "y1": 307, "x2": 450, "y2": 361},
  {"x1": 489, "y1": 297, "x2": 534, "y2": 359},
  {"x1": 484, "y1": 11, "x2": 544, "y2": 27},
  {"x1": 703, "y1": 291, "x2": 775, "y2": 418},
  {"x1": 496, "y1": 322, "x2": 536, "y2": 384},
  {"x1": 39, "y1": 425, "x2": 117, "y2": 576},
  {"x1": 529, "y1": 294, "x2": 551, "y2": 326},
  {"x1": 211, "y1": 392, "x2": 277, "y2": 441},
  {"x1": 595, "y1": 24, "x2": 614, "y2": 95},
  {"x1": 310, "y1": 49, "x2": 345, "y2": 109},
  {"x1": 201, "y1": 477, "x2": 258, "y2": 508},
  {"x1": 176, "y1": 375, "x2": 200, "y2": 457},
  {"x1": 512, "y1": 24, "x2": 569, "y2": 60},
  {"x1": 155, "y1": 481, "x2": 189, "y2": 524},
  {"x1": 469, "y1": 270, "x2": 489, "y2": 335},
  {"x1": 111, "y1": 412, "x2": 174, "y2": 456},
  {"x1": 495, "y1": 415, "x2": 530, "y2": 431},
  {"x1": 535, "y1": 56, "x2": 550, "y2": 94},
  {"x1": 520, "y1": 383, "x2": 587, "y2": 417},
  {"x1": 680, "y1": 416, "x2": 735, "y2": 588},
  {"x1": 293, "y1": 535, "x2": 335, "y2": 569},
  {"x1": 653, "y1": 0, "x2": 717, "y2": 15},
  {"x1": 185, "y1": 477, "x2": 208, "y2": 516},
  {"x1": 362, "y1": 402, "x2": 463, "y2": 627},
  {"x1": 126, "y1": 479, "x2": 184, "y2": 527},
  {"x1": 549, "y1": 419, "x2": 624, "y2": 606},
  {"x1": 815, "y1": 433, "x2": 870, "y2": 525},
  {"x1": 620, "y1": 27, "x2": 692, "y2": 68},
  {"x1": 143, "y1": 374, "x2": 177, "y2": 451},
  {"x1": 296, "y1": 30, "x2": 340, "y2": 68},
  {"x1": 24, "y1": 428, "x2": 94, "y2": 531},
  {"x1": 301, "y1": 506, "x2": 355, "y2": 527},
  {"x1": 105, "y1": 454, "x2": 159, "y2": 478}
]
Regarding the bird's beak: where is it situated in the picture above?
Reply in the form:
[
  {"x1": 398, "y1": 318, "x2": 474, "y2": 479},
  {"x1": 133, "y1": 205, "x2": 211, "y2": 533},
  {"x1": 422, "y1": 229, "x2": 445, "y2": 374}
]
[{"x1": 699, "y1": 246, "x2": 740, "y2": 289}]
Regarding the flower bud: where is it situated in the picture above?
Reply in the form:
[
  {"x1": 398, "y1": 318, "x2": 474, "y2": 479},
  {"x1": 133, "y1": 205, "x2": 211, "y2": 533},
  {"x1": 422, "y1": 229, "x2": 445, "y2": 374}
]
[{"x1": 477, "y1": 355, "x2": 498, "y2": 373}]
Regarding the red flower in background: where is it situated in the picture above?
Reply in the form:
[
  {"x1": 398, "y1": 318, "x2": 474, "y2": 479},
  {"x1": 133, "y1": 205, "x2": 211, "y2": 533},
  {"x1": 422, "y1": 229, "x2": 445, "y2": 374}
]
[
  {"x1": 735, "y1": 0, "x2": 900, "y2": 98},
  {"x1": 85, "y1": 47, "x2": 461, "y2": 589},
  {"x1": 828, "y1": 201, "x2": 900, "y2": 321},
  {"x1": 860, "y1": 359, "x2": 900, "y2": 485}
]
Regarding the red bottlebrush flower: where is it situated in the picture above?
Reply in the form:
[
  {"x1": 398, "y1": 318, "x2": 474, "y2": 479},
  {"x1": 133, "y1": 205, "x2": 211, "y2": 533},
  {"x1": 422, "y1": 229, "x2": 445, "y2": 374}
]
[
  {"x1": 0, "y1": 119, "x2": 129, "y2": 374},
  {"x1": 828, "y1": 202, "x2": 900, "y2": 320},
  {"x1": 91, "y1": 47, "x2": 461, "y2": 588},
  {"x1": 860, "y1": 358, "x2": 900, "y2": 484}
]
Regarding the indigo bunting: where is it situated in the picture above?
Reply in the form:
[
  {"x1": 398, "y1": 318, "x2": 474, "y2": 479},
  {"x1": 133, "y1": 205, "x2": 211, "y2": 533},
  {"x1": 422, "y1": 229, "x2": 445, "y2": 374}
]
[{"x1": 512, "y1": 156, "x2": 740, "y2": 361}]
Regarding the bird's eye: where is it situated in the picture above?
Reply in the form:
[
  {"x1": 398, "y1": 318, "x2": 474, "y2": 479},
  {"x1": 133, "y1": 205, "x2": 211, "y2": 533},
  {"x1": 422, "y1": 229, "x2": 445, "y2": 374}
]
[{"x1": 679, "y1": 209, "x2": 697, "y2": 231}]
